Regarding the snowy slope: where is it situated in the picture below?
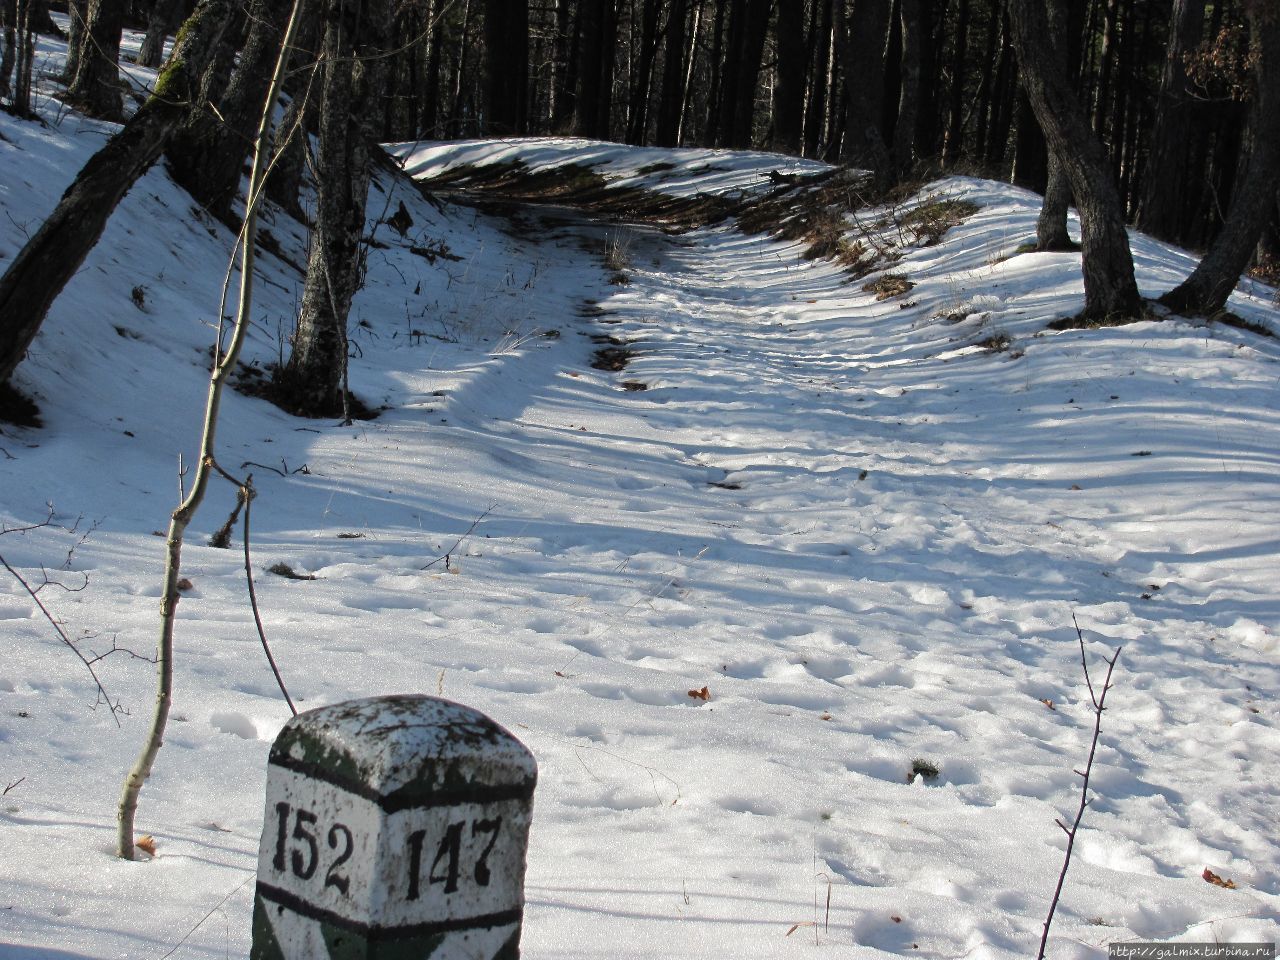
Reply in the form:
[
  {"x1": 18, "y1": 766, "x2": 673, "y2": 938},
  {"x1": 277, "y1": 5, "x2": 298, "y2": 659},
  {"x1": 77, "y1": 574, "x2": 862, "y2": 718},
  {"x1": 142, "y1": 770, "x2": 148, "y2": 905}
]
[{"x1": 2, "y1": 30, "x2": 1280, "y2": 960}]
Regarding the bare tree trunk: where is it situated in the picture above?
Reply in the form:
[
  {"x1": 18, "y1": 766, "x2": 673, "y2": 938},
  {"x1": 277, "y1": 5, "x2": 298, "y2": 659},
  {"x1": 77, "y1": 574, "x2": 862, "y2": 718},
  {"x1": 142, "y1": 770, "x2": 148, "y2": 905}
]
[
  {"x1": 1161, "y1": 6, "x2": 1280, "y2": 316},
  {"x1": 941, "y1": 0, "x2": 968, "y2": 164},
  {"x1": 166, "y1": 0, "x2": 290, "y2": 223},
  {"x1": 483, "y1": 0, "x2": 529, "y2": 135},
  {"x1": 772, "y1": 0, "x2": 806, "y2": 153},
  {"x1": 10, "y1": 0, "x2": 29, "y2": 114},
  {"x1": 892, "y1": 0, "x2": 922, "y2": 171},
  {"x1": 626, "y1": 0, "x2": 662, "y2": 143},
  {"x1": 137, "y1": 0, "x2": 183, "y2": 67},
  {"x1": 837, "y1": 0, "x2": 892, "y2": 178},
  {"x1": 62, "y1": 0, "x2": 85, "y2": 81},
  {"x1": 275, "y1": 0, "x2": 393, "y2": 416},
  {"x1": 1005, "y1": 0, "x2": 1141, "y2": 320},
  {"x1": 655, "y1": 0, "x2": 690, "y2": 145},
  {"x1": 0, "y1": 0, "x2": 16, "y2": 100},
  {"x1": 0, "y1": 0, "x2": 233, "y2": 386},
  {"x1": 1135, "y1": 0, "x2": 1206, "y2": 242},
  {"x1": 264, "y1": 2, "x2": 317, "y2": 218},
  {"x1": 65, "y1": 0, "x2": 125, "y2": 120}
]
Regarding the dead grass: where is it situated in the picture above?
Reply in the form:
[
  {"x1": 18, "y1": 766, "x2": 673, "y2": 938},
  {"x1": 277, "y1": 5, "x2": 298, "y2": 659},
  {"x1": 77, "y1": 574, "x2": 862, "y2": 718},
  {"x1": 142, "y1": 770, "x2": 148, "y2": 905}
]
[{"x1": 863, "y1": 273, "x2": 915, "y2": 301}]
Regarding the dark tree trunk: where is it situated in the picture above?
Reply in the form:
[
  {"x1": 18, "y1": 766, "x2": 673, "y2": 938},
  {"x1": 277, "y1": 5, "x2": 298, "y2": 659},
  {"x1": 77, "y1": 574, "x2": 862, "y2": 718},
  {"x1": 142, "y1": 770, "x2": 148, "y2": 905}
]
[
  {"x1": 973, "y1": 3, "x2": 999, "y2": 162},
  {"x1": 483, "y1": 0, "x2": 528, "y2": 135},
  {"x1": 983, "y1": 16, "x2": 1015, "y2": 168},
  {"x1": 137, "y1": 0, "x2": 183, "y2": 67},
  {"x1": 942, "y1": 0, "x2": 968, "y2": 164},
  {"x1": 66, "y1": 0, "x2": 125, "y2": 120},
  {"x1": 626, "y1": 0, "x2": 662, "y2": 143},
  {"x1": 5, "y1": 0, "x2": 35, "y2": 115},
  {"x1": 655, "y1": 0, "x2": 690, "y2": 146},
  {"x1": 277, "y1": 0, "x2": 393, "y2": 416},
  {"x1": 264, "y1": 2, "x2": 317, "y2": 218},
  {"x1": 912, "y1": 0, "x2": 941, "y2": 160},
  {"x1": 420, "y1": 0, "x2": 444, "y2": 136},
  {"x1": 1161, "y1": 8, "x2": 1280, "y2": 316},
  {"x1": 727, "y1": 0, "x2": 770, "y2": 147},
  {"x1": 552, "y1": 0, "x2": 577, "y2": 131},
  {"x1": 704, "y1": 0, "x2": 728, "y2": 142},
  {"x1": 1012, "y1": 86, "x2": 1048, "y2": 191},
  {"x1": 1135, "y1": 0, "x2": 1206, "y2": 242},
  {"x1": 804, "y1": 0, "x2": 833, "y2": 157},
  {"x1": 1, "y1": 0, "x2": 17, "y2": 99},
  {"x1": 166, "y1": 0, "x2": 289, "y2": 224},
  {"x1": 62, "y1": 0, "x2": 85, "y2": 80},
  {"x1": 0, "y1": 0, "x2": 234, "y2": 385},
  {"x1": 837, "y1": 0, "x2": 892, "y2": 176},
  {"x1": 715, "y1": 0, "x2": 744, "y2": 145},
  {"x1": 1005, "y1": 0, "x2": 1141, "y2": 320},
  {"x1": 575, "y1": 0, "x2": 616, "y2": 138},
  {"x1": 892, "y1": 0, "x2": 922, "y2": 171},
  {"x1": 772, "y1": 0, "x2": 806, "y2": 153},
  {"x1": 1035, "y1": 0, "x2": 1077, "y2": 252}
]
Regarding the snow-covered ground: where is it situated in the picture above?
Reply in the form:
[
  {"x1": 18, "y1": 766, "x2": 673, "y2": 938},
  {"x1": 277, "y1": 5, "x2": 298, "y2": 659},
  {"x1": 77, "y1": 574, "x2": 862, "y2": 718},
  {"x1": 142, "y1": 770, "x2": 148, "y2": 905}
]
[{"x1": 2, "y1": 28, "x2": 1279, "y2": 960}]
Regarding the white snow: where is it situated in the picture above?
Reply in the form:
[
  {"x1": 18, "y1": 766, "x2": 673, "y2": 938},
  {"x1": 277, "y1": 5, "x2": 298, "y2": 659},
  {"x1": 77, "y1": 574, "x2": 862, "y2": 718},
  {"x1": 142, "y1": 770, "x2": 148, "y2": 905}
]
[{"x1": 1, "y1": 26, "x2": 1278, "y2": 960}]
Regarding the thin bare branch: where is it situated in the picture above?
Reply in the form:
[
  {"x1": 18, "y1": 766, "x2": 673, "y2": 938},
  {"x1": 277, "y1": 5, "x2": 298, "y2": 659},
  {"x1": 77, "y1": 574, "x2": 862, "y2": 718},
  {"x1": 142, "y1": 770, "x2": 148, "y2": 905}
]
[{"x1": 1036, "y1": 620, "x2": 1122, "y2": 960}]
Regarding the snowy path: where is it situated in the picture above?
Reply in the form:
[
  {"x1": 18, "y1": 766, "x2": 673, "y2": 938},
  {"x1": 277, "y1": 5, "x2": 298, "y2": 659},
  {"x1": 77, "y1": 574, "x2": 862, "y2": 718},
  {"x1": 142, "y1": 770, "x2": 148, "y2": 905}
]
[{"x1": 394, "y1": 199, "x2": 1280, "y2": 957}]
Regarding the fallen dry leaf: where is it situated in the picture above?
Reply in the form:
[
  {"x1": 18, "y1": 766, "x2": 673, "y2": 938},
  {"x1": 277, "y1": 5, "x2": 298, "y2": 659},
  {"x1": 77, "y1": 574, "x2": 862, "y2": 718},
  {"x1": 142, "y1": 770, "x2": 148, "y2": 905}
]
[
  {"x1": 687, "y1": 685, "x2": 710, "y2": 702},
  {"x1": 1202, "y1": 867, "x2": 1237, "y2": 889},
  {"x1": 1039, "y1": 698, "x2": 1056, "y2": 710},
  {"x1": 136, "y1": 835, "x2": 157, "y2": 856}
]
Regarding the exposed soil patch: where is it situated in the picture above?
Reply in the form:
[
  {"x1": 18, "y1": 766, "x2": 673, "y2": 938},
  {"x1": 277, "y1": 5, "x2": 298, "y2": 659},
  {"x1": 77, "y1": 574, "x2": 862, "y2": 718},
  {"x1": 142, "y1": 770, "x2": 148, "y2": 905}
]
[
  {"x1": 591, "y1": 346, "x2": 635, "y2": 372},
  {"x1": 0, "y1": 381, "x2": 42, "y2": 428}
]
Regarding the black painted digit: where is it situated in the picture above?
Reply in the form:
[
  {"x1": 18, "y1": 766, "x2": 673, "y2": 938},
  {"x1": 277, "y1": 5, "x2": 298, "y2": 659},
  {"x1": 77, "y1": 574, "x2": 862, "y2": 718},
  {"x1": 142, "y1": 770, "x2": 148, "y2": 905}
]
[
  {"x1": 325, "y1": 824, "x2": 353, "y2": 895},
  {"x1": 429, "y1": 821, "x2": 464, "y2": 894},
  {"x1": 291, "y1": 809, "x2": 319, "y2": 880},
  {"x1": 471, "y1": 818, "x2": 502, "y2": 886},
  {"x1": 406, "y1": 829, "x2": 427, "y2": 900},
  {"x1": 273, "y1": 802, "x2": 290, "y2": 872}
]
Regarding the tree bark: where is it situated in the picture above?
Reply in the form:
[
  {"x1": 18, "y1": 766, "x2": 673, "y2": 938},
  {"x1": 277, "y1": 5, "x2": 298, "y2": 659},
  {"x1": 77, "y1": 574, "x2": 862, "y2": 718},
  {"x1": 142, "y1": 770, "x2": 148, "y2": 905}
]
[
  {"x1": 941, "y1": 0, "x2": 968, "y2": 164},
  {"x1": 1005, "y1": 0, "x2": 1141, "y2": 320},
  {"x1": 1, "y1": 0, "x2": 16, "y2": 99},
  {"x1": 62, "y1": 0, "x2": 85, "y2": 81},
  {"x1": 837, "y1": 0, "x2": 892, "y2": 177},
  {"x1": 771, "y1": 0, "x2": 806, "y2": 152},
  {"x1": 137, "y1": 0, "x2": 183, "y2": 67},
  {"x1": 1135, "y1": 0, "x2": 1206, "y2": 242},
  {"x1": 1160, "y1": 5, "x2": 1280, "y2": 316},
  {"x1": 166, "y1": 0, "x2": 290, "y2": 223},
  {"x1": 0, "y1": 0, "x2": 233, "y2": 386},
  {"x1": 804, "y1": 0, "x2": 834, "y2": 157},
  {"x1": 655, "y1": 0, "x2": 690, "y2": 145},
  {"x1": 276, "y1": 0, "x2": 393, "y2": 416},
  {"x1": 626, "y1": 0, "x2": 662, "y2": 143},
  {"x1": 65, "y1": 0, "x2": 125, "y2": 120},
  {"x1": 892, "y1": 0, "x2": 922, "y2": 171},
  {"x1": 483, "y1": 0, "x2": 528, "y2": 135}
]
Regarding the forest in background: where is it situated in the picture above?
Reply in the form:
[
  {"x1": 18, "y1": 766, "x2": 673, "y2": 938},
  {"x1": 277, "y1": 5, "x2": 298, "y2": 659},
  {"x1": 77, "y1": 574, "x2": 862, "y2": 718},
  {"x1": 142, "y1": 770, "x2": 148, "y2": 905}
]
[
  {"x1": 0, "y1": 0, "x2": 1275, "y2": 255},
  {"x1": 0, "y1": 0, "x2": 1277, "y2": 420}
]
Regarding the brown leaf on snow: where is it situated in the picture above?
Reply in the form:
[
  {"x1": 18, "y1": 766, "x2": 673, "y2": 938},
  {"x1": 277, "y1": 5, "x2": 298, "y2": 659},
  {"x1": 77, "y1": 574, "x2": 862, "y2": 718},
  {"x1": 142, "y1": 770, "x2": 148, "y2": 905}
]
[
  {"x1": 136, "y1": 835, "x2": 157, "y2": 857},
  {"x1": 687, "y1": 685, "x2": 710, "y2": 702},
  {"x1": 1039, "y1": 698, "x2": 1056, "y2": 710},
  {"x1": 1202, "y1": 868, "x2": 1237, "y2": 889}
]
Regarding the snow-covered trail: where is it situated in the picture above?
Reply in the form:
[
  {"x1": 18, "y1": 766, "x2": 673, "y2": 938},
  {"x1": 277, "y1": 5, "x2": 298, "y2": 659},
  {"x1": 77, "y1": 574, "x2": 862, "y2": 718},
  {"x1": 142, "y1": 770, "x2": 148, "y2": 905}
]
[
  {"x1": 398, "y1": 198, "x2": 1280, "y2": 957},
  {"x1": 3, "y1": 117, "x2": 1278, "y2": 958}
]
